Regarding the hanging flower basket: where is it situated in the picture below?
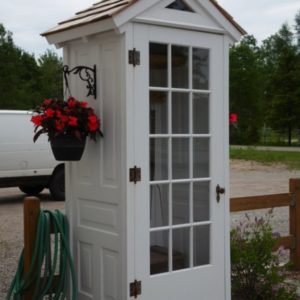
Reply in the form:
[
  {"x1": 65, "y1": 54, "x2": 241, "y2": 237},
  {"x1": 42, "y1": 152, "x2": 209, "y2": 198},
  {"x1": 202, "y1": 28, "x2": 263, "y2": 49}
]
[
  {"x1": 50, "y1": 134, "x2": 86, "y2": 161},
  {"x1": 31, "y1": 97, "x2": 103, "y2": 161}
]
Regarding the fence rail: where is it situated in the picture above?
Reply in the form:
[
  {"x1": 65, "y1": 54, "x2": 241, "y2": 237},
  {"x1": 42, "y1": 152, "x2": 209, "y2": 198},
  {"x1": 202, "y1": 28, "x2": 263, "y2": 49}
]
[{"x1": 230, "y1": 178, "x2": 300, "y2": 270}]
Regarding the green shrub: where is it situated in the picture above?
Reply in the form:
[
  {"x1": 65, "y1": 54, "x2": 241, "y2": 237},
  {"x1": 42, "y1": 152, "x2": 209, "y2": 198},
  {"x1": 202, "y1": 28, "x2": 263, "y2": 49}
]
[{"x1": 231, "y1": 211, "x2": 297, "y2": 300}]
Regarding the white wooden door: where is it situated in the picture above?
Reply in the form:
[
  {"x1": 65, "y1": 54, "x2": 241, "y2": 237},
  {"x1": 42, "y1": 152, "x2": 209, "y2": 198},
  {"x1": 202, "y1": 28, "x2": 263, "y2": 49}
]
[{"x1": 133, "y1": 24, "x2": 227, "y2": 300}]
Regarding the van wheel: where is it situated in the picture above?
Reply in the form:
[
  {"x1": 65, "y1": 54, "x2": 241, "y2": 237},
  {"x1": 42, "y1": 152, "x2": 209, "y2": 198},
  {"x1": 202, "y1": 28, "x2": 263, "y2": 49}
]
[
  {"x1": 49, "y1": 167, "x2": 65, "y2": 201},
  {"x1": 19, "y1": 185, "x2": 44, "y2": 196}
]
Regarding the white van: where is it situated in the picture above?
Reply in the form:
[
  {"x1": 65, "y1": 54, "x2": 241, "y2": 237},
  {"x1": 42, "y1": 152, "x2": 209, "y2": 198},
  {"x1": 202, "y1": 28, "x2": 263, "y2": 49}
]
[{"x1": 0, "y1": 110, "x2": 65, "y2": 200}]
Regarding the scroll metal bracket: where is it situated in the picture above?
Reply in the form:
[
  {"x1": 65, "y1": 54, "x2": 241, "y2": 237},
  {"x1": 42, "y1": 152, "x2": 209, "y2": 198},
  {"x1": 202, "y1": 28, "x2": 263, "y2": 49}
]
[{"x1": 63, "y1": 65, "x2": 97, "y2": 99}]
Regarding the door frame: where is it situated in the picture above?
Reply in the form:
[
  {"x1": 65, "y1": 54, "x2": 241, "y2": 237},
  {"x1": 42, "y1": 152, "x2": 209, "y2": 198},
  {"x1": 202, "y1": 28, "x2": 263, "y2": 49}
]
[{"x1": 131, "y1": 23, "x2": 229, "y2": 300}]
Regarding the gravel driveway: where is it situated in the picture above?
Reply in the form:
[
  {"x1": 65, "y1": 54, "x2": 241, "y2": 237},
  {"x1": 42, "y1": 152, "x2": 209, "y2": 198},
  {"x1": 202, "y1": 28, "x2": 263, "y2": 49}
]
[
  {"x1": 231, "y1": 160, "x2": 300, "y2": 237},
  {"x1": 1, "y1": 160, "x2": 300, "y2": 299},
  {"x1": 0, "y1": 190, "x2": 64, "y2": 299}
]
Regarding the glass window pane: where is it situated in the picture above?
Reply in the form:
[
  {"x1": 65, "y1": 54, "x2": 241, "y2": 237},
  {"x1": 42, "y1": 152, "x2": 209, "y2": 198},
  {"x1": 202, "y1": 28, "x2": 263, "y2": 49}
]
[
  {"x1": 173, "y1": 227, "x2": 190, "y2": 270},
  {"x1": 172, "y1": 92, "x2": 189, "y2": 134},
  {"x1": 150, "y1": 91, "x2": 168, "y2": 134},
  {"x1": 193, "y1": 94, "x2": 209, "y2": 134},
  {"x1": 150, "y1": 231, "x2": 169, "y2": 275},
  {"x1": 150, "y1": 184, "x2": 169, "y2": 228},
  {"x1": 193, "y1": 48, "x2": 209, "y2": 90},
  {"x1": 150, "y1": 43, "x2": 168, "y2": 87},
  {"x1": 172, "y1": 138, "x2": 189, "y2": 179},
  {"x1": 172, "y1": 183, "x2": 190, "y2": 225},
  {"x1": 150, "y1": 138, "x2": 168, "y2": 181},
  {"x1": 193, "y1": 182, "x2": 210, "y2": 222},
  {"x1": 172, "y1": 46, "x2": 189, "y2": 88},
  {"x1": 194, "y1": 225, "x2": 210, "y2": 266},
  {"x1": 193, "y1": 138, "x2": 209, "y2": 178}
]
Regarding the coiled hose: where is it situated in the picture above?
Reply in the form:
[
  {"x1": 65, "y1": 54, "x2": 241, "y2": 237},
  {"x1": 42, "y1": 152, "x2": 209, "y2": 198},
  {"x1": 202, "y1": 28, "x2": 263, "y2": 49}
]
[{"x1": 6, "y1": 209, "x2": 77, "y2": 300}]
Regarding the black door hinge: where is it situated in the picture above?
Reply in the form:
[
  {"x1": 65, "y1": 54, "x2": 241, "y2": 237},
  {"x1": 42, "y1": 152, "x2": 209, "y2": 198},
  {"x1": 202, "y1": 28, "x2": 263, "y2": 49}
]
[
  {"x1": 130, "y1": 280, "x2": 142, "y2": 298},
  {"x1": 130, "y1": 166, "x2": 141, "y2": 184},
  {"x1": 129, "y1": 48, "x2": 140, "y2": 66}
]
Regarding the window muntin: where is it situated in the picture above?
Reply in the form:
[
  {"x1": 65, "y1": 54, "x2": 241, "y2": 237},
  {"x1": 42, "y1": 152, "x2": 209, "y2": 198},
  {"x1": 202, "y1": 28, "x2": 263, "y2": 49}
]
[{"x1": 149, "y1": 43, "x2": 211, "y2": 274}]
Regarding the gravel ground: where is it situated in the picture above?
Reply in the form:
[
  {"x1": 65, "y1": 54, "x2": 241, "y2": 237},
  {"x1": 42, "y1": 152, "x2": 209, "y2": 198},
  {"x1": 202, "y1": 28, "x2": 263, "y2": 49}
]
[
  {"x1": 230, "y1": 160, "x2": 300, "y2": 297},
  {"x1": 1, "y1": 160, "x2": 300, "y2": 299}
]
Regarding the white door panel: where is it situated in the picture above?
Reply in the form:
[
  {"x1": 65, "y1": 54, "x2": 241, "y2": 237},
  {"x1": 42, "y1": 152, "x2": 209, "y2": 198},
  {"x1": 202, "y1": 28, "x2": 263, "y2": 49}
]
[{"x1": 133, "y1": 24, "x2": 225, "y2": 300}]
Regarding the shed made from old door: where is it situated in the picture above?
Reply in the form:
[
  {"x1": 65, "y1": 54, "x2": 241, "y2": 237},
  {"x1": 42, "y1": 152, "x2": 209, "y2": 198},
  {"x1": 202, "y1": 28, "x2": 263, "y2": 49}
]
[{"x1": 42, "y1": 1, "x2": 245, "y2": 299}]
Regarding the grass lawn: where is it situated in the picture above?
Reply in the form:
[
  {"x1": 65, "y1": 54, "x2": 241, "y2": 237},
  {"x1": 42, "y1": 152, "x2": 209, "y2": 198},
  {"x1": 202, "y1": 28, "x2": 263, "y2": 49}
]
[{"x1": 230, "y1": 147, "x2": 300, "y2": 170}]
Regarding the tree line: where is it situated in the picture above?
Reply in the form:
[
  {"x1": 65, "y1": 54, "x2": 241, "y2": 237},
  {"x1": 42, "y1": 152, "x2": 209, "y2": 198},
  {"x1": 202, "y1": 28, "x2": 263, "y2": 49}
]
[
  {"x1": 230, "y1": 11, "x2": 300, "y2": 145},
  {"x1": 0, "y1": 24, "x2": 63, "y2": 110},
  {"x1": 1, "y1": 13, "x2": 300, "y2": 145}
]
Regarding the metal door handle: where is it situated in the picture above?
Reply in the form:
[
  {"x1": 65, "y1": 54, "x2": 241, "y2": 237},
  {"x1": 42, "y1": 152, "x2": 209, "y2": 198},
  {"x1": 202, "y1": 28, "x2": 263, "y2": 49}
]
[{"x1": 216, "y1": 185, "x2": 225, "y2": 202}]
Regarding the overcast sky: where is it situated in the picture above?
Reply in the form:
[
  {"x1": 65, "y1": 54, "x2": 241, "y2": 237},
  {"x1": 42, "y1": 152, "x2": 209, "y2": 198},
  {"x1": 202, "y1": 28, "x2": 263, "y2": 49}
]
[{"x1": 0, "y1": 0, "x2": 299, "y2": 59}]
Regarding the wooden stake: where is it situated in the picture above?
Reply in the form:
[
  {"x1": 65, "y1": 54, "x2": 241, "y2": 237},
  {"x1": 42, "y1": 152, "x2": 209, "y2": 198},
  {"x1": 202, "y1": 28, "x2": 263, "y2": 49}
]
[{"x1": 23, "y1": 197, "x2": 40, "y2": 300}]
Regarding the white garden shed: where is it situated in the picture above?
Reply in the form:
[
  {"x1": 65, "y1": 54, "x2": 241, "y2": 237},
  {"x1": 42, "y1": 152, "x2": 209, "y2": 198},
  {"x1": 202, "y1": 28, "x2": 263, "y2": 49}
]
[{"x1": 42, "y1": 0, "x2": 245, "y2": 299}]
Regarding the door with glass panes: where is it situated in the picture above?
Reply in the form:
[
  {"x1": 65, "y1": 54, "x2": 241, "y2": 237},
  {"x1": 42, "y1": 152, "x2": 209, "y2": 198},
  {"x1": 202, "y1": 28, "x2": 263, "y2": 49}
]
[{"x1": 133, "y1": 24, "x2": 226, "y2": 300}]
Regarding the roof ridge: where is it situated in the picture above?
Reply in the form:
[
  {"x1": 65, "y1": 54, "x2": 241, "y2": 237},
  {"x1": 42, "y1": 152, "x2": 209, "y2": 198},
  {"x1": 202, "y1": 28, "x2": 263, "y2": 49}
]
[
  {"x1": 93, "y1": 0, "x2": 112, "y2": 6},
  {"x1": 75, "y1": 0, "x2": 126, "y2": 15}
]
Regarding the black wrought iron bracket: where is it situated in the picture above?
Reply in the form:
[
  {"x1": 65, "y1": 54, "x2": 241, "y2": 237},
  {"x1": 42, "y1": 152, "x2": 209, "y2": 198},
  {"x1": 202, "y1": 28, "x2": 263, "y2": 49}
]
[{"x1": 63, "y1": 65, "x2": 97, "y2": 99}]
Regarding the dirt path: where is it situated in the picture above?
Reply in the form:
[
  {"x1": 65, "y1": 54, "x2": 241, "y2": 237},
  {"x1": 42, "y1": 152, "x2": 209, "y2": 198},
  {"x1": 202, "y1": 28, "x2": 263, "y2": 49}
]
[{"x1": 1, "y1": 160, "x2": 300, "y2": 299}]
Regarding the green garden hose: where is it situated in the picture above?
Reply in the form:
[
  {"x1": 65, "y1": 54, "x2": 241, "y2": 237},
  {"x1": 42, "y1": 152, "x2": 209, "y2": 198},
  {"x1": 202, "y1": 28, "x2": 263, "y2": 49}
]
[{"x1": 6, "y1": 209, "x2": 77, "y2": 300}]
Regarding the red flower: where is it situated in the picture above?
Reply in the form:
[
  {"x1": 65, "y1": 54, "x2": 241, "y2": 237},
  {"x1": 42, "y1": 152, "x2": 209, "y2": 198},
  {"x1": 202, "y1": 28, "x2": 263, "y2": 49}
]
[
  {"x1": 60, "y1": 115, "x2": 69, "y2": 123},
  {"x1": 68, "y1": 97, "x2": 76, "y2": 108},
  {"x1": 68, "y1": 116, "x2": 78, "y2": 126},
  {"x1": 45, "y1": 108, "x2": 55, "y2": 118},
  {"x1": 88, "y1": 122, "x2": 99, "y2": 131},
  {"x1": 229, "y1": 113, "x2": 238, "y2": 124},
  {"x1": 88, "y1": 115, "x2": 98, "y2": 124},
  {"x1": 88, "y1": 114, "x2": 99, "y2": 132},
  {"x1": 32, "y1": 97, "x2": 103, "y2": 143},
  {"x1": 80, "y1": 101, "x2": 88, "y2": 108},
  {"x1": 56, "y1": 110, "x2": 62, "y2": 118},
  {"x1": 64, "y1": 107, "x2": 71, "y2": 114},
  {"x1": 55, "y1": 120, "x2": 65, "y2": 131},
  {"x1": 31, "y1": 115, "x2": 43, "y2": 126},
  {"x1": 43, "y1": 99, "x2": 52, "y2": 106}
]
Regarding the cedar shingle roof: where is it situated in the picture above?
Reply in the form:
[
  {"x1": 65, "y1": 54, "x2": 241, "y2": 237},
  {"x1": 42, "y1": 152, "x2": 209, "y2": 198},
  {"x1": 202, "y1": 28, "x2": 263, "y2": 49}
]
[
  {"x1": 42, "y1": 0, "x2": 134, "y2": 36},
  {"x1": 42, "y1": 0, "x2": 245, "y2": 37}
]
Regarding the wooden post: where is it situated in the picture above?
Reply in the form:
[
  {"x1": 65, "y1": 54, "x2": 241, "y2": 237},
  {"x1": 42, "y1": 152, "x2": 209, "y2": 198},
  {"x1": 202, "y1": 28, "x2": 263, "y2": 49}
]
[
  {"x1": 23, "y1": 197, "x2": 40, "y2": 300},
  {"x1": 289, "y1": 179, "x2": 300, "y2": 270}
]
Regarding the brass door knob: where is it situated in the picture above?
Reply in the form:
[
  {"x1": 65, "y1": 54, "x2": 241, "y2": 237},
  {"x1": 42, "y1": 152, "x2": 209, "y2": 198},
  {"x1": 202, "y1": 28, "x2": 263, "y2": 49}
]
[{"x1": 216, "y1": 184, "x2": 225, "y2": 202}]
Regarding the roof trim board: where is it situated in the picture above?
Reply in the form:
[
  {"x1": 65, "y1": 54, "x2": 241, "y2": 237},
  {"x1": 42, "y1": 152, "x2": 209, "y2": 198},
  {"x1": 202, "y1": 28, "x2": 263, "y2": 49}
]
[{"x1": 209, "y1": 0, "x2": 246, "y2": 36}]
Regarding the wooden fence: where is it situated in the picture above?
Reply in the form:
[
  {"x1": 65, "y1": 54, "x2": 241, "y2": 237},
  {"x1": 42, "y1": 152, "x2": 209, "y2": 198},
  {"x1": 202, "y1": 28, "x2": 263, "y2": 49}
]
[{"x1": 230, "y1": 178, "x2": 300, "y2": 270}]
